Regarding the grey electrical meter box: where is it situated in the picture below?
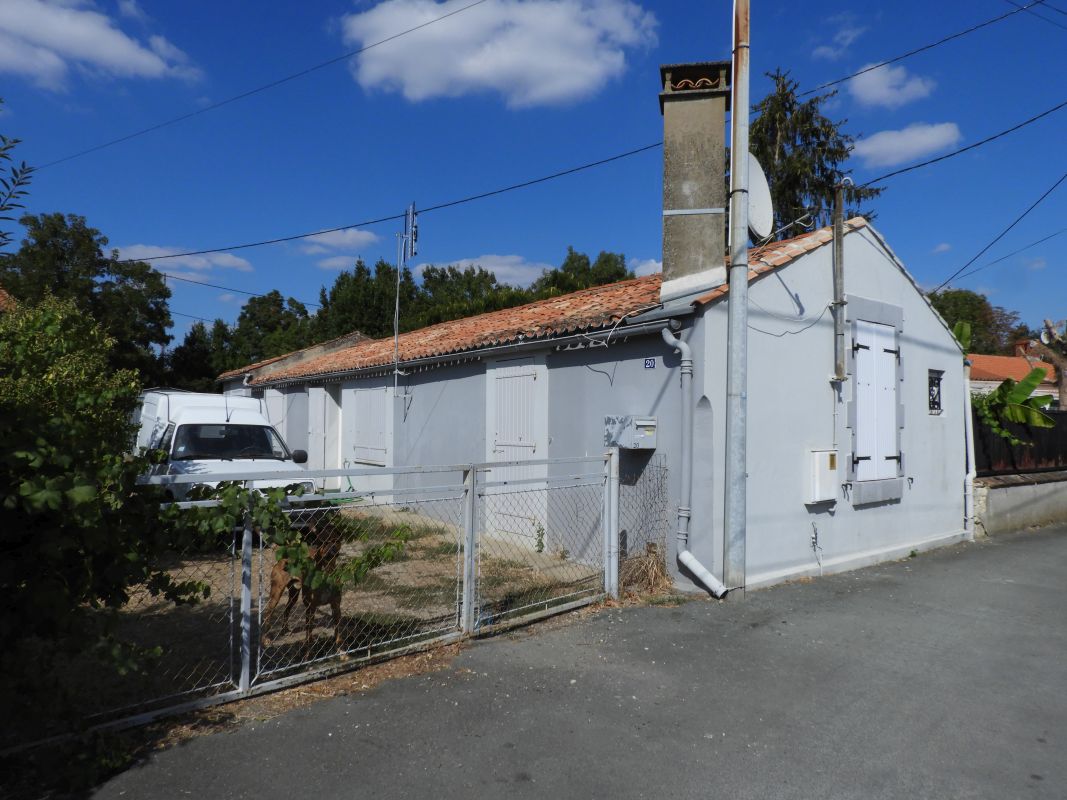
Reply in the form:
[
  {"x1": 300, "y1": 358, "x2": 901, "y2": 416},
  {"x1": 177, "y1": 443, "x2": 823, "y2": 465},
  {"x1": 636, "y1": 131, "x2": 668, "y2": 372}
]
[{"x1": 604, "y1": 415, "x2": 658, "y2": 450}]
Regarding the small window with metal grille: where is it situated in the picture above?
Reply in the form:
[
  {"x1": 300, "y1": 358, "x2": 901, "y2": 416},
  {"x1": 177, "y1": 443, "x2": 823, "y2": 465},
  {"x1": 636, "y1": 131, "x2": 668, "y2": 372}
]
[{"x1": 928, "y1": 370, "x2": 944, "y2": 415}]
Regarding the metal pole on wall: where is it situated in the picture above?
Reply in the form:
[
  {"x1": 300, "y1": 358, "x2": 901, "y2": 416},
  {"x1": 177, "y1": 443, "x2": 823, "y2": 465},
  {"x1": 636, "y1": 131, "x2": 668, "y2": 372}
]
[
  {"x1": 460, "y1": 466, "x2": 478, "y2": 633},
  {"x1": 724, "y1": 0, "x2": 750, "y2": 595},
  {"x1": 238, "y1": 512, "x2": 254, "y2": 692}
]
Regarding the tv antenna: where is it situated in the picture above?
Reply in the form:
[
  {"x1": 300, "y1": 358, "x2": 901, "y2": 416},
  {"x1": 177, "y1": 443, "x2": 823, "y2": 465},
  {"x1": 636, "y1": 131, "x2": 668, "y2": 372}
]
[{"x1": 394, "y1": 203, "x2": 417, "y2": 398}]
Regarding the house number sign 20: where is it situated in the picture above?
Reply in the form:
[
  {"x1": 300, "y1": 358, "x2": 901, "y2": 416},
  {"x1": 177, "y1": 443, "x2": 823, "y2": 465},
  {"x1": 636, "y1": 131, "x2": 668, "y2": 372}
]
[{"x1": 644, "y1": 358, "x2": 656, "y2": 369}]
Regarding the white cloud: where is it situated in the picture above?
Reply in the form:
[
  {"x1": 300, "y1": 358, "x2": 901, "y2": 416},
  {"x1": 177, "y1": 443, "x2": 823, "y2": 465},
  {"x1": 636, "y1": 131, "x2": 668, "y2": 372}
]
[
  {"x1": 300, "y1": 228, "x2": 379, "y2": 254},
  {"x1": 630, "y1": 257, "x2": 661, "y2": 276},
  {"x1": 0, "y1": 0, "x2": 199, "y2": 90},
  {"x1": 317, "y1": 255, "x2": 360, "y2": 270},
  {"x1": 932, "y1": 242, "x2": 951, "y2": 254},
  {"x1": 852, "y1": 122, "x2": 962, "y2": 168},
  {"x1": 118, "y1": 244, "x2": 253, "y2": 273},
  {"x1": 218, "y1": 292, "x2": 237, "y2": 303},
  {"x1": 848, "y1": 63, "x2": 935, "y2": 109},
  {"x1": 812, "y1": 22, "x2": 866, "y2": 61},
  {"x1": 341, "y1": 0, "x2": 658, "y2": 108},
  {"x1": 117, "y1": 0, "x2": 148, "y2": 23},
  {"x1": 417, "y1": 254, "x2": 555, "y2": 286},
  {"x1": 1026, "y1": 257, "x2": 1047, "y2": 271}
]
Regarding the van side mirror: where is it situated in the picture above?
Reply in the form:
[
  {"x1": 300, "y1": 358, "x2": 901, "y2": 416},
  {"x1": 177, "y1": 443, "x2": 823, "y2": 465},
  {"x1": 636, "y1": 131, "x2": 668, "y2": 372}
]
[{"x1": 292, "y1": 449, "x2": 308, "y2": 464}]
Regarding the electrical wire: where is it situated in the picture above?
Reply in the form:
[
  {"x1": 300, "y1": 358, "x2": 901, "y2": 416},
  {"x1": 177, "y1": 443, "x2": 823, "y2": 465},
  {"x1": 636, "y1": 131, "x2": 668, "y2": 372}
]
[
  {"x1": 931, "y1": 169, "x2": 1067, "y2": 293},
  {"x1": 162, "y1": 272, "x2": 321, "y2": 307},
  {"x1": 1003, "y1": 0, "x2": 1067, "y2": 30},
  {"x1": 171, "y1": 310, "x2": 214, "y2": 323},
  {"x1": 952, "y1": 227, "x2": 1067, "y2": 283},
  {"x1": 800, "y1": 0, "x2": 1049, "y2": 96},
  {"x1": 860, "y1": 98, "x2": 1067, "y2": 186},
  {"x1": 37, "y1": 0, "x2": 490, "y2": 170},
  {"x1": 120, "y1": 142, "x2": 663, "y2": 263},
  {"x1": 748, "y1": 305, "x2": 829, "y2": 337}
]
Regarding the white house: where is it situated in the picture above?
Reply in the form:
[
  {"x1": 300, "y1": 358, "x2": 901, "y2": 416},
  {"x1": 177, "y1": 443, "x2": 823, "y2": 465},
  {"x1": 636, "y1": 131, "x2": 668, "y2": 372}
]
[{"x1": 221, "y1": 61, "x2": 968, "y2": 594}]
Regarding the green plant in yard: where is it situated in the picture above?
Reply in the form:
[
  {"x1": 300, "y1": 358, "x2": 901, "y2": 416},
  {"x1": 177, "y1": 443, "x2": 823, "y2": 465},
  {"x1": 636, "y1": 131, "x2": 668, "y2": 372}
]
[
  {"x1": 534, "y1": 520, "x2": 546, "y2": 553},
  {"x1": 0, "y1": 298, "x2": 207, "y2": 731},
  {"x1": 972, "y1": 367, "x2": 1055, "y2": 447}
]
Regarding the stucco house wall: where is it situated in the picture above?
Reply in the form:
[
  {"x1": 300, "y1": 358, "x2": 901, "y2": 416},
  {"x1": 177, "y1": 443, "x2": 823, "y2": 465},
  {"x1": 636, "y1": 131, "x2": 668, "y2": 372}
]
[{"x1": 695, "y1": 225, "x2": 966, "y2": 588}]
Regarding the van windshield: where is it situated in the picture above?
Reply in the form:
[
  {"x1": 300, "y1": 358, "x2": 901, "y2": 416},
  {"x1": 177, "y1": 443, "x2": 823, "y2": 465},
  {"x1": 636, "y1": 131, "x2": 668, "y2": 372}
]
[{"x1": 171, "y1": 424, "x2": 291, "y2": 461}]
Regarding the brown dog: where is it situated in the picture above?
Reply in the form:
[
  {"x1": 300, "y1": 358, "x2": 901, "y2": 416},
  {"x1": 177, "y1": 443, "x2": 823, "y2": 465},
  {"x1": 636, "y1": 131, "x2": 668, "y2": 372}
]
[{"x1": 261, "y1": 525, "x2": 343, "y2": 651}]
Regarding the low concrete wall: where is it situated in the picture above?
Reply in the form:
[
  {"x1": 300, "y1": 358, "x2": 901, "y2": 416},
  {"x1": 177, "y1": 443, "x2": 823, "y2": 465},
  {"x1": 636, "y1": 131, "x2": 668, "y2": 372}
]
[{"x1": 975, "y1": 471, "x2": 1067, "y2": 536}]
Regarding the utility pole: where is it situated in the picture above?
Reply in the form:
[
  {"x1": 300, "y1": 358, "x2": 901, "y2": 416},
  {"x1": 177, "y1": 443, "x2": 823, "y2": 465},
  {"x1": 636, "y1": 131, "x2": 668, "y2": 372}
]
[{"x1": 724, "y1": 0, "x2": 750, "y2": 596}]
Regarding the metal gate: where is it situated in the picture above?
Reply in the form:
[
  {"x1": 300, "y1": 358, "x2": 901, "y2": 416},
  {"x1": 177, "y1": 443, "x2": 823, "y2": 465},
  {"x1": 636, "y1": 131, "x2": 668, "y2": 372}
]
[{"x1": 3, "y1": 453, "x2": 679, "y2": 752}]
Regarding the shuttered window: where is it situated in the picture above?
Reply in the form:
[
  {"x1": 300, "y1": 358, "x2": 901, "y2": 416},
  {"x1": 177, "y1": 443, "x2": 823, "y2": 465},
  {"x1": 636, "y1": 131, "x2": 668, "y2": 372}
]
[{"x1": 853, "y1": 320, "x2": 900, "y2": 481}]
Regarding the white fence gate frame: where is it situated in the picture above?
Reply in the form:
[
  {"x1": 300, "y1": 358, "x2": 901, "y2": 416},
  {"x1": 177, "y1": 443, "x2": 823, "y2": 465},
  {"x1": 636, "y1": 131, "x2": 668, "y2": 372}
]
[{"x1": 63, "y1": 455, "x2": 623, "y2": 743}]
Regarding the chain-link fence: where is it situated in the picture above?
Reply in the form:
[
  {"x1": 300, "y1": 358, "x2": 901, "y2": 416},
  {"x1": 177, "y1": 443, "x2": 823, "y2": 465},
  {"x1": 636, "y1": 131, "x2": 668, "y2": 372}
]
[
  {"x1": 256, "y1": 494, "x2": 466, "y2": 683},
  {"x1": 617, "y1": 454, "x2": 672, "y2": 594},
  {"x1": 28, "y1": 453, "x2": 670, "y2": 743}
]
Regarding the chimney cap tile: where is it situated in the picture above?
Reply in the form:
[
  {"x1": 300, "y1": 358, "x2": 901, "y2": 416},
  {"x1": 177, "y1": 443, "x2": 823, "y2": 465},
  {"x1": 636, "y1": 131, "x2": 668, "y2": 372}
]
[{"x1": 659, "y1": 60, "x2": 732, "y2": 112}]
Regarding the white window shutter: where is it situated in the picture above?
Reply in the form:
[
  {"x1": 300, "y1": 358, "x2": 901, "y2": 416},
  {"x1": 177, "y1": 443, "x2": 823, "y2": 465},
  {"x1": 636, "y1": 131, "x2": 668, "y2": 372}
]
[
  {"x1": 875, "y1": 324, "x2": 899, "y2": 479},
  {"x1": 854, "y1": 321, "x2": 879, "y2": 481}
]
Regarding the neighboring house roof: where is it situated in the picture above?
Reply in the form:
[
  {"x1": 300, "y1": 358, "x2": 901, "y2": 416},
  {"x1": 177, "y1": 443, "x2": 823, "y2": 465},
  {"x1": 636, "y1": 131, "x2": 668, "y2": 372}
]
[
  {"x1": 969, "y1": 353, "x2": 1057, "y2": 384},
  {"x1": 232, "y1": 217, "x2": 869, "y2": 386},
  {"x1": 217, "y1": 330, "x2": 371, "y2": 382},
  {"x1": 217, "y1": 352, "x2": 292, "y2": 381},
  {"x1": 0, "y1": 287, "x2": 15, "y2": 312}
]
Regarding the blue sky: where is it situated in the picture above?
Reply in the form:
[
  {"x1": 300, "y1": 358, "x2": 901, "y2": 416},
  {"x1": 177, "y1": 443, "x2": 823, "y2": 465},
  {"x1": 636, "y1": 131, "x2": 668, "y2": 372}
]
[{"x1": 3, "y1": 0, "x2": 1066, "y2": 340}]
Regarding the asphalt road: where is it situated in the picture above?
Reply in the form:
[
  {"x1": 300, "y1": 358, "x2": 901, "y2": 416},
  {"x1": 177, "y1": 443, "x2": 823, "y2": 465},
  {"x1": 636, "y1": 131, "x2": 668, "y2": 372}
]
[{"x1": 96, "y1": 527, "x2": 1067, "y2": 799}]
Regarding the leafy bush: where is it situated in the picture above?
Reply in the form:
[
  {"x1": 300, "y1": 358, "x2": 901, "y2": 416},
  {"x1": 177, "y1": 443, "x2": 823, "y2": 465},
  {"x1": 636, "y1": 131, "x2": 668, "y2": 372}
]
[
  {"x1": 972, "y1": 367, "x2": 1055, "y2": 446},
  {"x1": 0, "y1": 298, "x2": 201, "y2": 727}
]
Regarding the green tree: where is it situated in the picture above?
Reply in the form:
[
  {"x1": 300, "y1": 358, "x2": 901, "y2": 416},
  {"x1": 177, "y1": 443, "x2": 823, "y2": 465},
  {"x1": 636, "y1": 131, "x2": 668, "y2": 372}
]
[
  {"x1": 313, "y1": 258, "x2": 420, "y2": 340},
  {"x1": 530, "y1": 248, "x2": 632, "y2": 296},
  {"x1": 0, "y1": 99, "x2": 34, "y2": 252},
  {"x1": 226, "y1": 290, "x2": 312, "y2": 370},
  {"x1": 414, "y1": 264, "x2": 533, "y2": 327},
  {"x1": 167, "y1": 321, "x2": 218, "y2": 391},
  {"x1": 0, "y1": 298, "x2": 200, "y2": 730},
  {"x1": 928, "y1": 289, "x2": 1026, "y2": 355},
  {"x1": 749, "y1": 69, "x2": 882, "y2": 236},
  {"x1": 0, "y1": 213, "x2": 171, "y2": 379}
]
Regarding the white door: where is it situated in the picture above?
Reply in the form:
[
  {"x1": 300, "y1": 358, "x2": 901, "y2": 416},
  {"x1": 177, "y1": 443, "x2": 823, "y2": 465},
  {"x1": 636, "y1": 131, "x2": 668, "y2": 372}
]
[
  {"x1": 854, "y1": 320, "x2": 899, "y2": 481},
  {"x1": 485, "y1": 356, "x2": 548, "y2": 544},
  {"x1": 342, "y1": 383, "x2": 393, "y2": 494},
  {"x1": 307, "y1": 385, "x2": 342, "y2": 490}
]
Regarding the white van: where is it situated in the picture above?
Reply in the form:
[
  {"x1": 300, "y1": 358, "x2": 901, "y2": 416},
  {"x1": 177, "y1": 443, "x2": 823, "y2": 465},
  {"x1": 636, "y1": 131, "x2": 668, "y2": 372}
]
[{"x1": 135, "y1": 390, "x2": 311, "y2": 499}]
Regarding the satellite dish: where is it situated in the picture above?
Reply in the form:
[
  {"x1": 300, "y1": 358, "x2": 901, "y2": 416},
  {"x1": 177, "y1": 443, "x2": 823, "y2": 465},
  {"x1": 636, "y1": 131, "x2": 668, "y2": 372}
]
[
  {"x1": 747, "y1": 152, "x2": 774, "y2": 241},
  {"x1": 1041, "y1": 330, "x2": 1052, "y2": 345}
]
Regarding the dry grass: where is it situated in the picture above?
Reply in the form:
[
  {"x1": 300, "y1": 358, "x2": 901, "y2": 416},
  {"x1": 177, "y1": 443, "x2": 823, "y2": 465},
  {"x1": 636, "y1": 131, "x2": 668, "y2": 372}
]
[{"x1": 619, "y1": 542, "x2": 673, "y2": 595}]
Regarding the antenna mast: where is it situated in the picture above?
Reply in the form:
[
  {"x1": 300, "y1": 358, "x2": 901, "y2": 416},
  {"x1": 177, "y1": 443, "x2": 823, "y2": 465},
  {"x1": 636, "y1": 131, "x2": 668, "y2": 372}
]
[{"x1": 394, "y1": 203, "x2": 418, "y2": 395}]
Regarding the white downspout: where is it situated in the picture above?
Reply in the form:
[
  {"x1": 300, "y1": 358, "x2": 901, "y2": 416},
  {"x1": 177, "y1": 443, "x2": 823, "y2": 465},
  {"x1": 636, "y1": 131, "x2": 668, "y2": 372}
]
[
  {"x1": 963, "y1": 358, "x2": 976, "y2": 538},
  {"x1": 662, "y1": 327, "x2": 728, "y2": 598}
]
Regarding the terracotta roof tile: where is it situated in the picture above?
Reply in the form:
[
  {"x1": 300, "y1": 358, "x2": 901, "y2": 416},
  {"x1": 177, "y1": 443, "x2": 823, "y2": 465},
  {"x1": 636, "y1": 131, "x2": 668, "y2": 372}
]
[
  {"x1": 969, "y1": 353, "x2": 1057, "y2": 384},
  {"x1": 242, "y1": 218, "x2": 867, "y2": 385},
  {"x1": 217, "y1": 352, "x2": 293, "y2": 381}
]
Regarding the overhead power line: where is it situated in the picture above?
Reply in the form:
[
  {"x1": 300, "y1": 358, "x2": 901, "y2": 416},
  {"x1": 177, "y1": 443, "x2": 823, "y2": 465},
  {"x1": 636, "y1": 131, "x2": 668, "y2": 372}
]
[
  {"x1": 163, "y1": 272, "x2": 322, "y2": 307},
  {"x1": 861, "y1": 97, "x2": 1067, "y2": 186},
  {"x1": 171, "y1": 310, "x2": 213, "y2": 323},
  {"x1": 37, "y1": 0, "x2": 489, "y2": 170},
  {"x1": 801, "y1": 0, "x2": 1049, "y2": 96},
  {"x1": 953, "y1": 227, "x2": 1067, "y2": 283},
  {"x1": 1003, "y1": 0, "x2": 1067, "y2": 30},
  {"x1": 122, "y1": 142, "x2": 664, "y2": 263},
  {"x1": 931, "y1": 169, "x2": 1067, "y2": 293}
]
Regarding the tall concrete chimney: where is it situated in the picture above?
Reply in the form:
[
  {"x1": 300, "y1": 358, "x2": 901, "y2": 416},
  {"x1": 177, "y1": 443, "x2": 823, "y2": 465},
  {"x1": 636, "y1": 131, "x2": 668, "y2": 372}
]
[{"x1": 659, "y1": 61, "x2": 731, "y2": 301}]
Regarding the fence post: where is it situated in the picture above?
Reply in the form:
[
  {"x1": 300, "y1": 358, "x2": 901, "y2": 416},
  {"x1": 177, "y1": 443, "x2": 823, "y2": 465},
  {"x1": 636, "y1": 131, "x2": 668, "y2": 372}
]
[
  {"x1": 238, "y1": 511, "x2": 254, "y2": 693},
  {"x1": 460, "y1": 466, "x2": 478, "y2": 634},
  {"x1": 608, "y1": 448, "x2": 621, "y2": 598}
]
